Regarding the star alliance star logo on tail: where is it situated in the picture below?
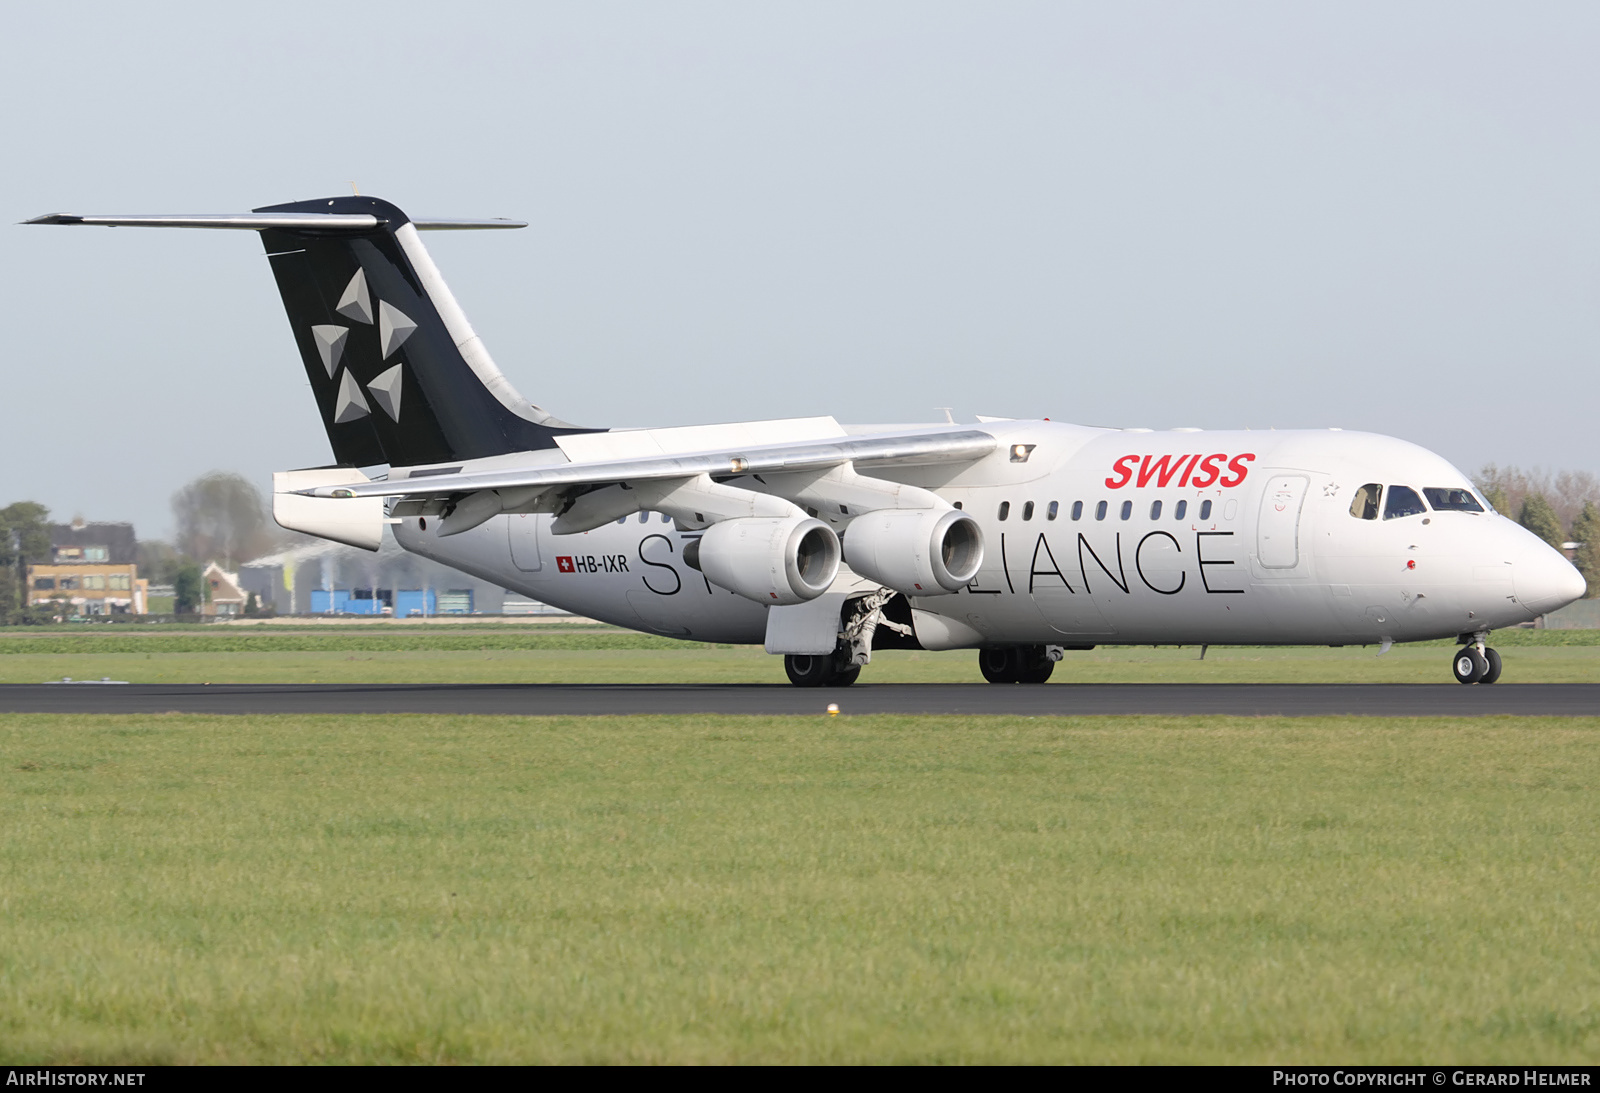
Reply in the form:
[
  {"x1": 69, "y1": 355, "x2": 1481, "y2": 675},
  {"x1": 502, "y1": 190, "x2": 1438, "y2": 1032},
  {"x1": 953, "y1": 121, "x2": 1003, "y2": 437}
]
[{"x1": 316, "y1": 268, "x2": 416, "y2": 425}]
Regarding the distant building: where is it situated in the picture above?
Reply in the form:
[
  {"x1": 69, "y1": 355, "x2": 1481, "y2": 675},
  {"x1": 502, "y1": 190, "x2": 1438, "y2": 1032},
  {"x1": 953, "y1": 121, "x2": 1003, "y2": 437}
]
[
  {"x1": 239, "y1": 532, "x2": 546, "y2": 616},
  {"x1": 49, "y1": 519, "x2": 138, "y2": 565},
  {"x1": 27, "y1": 519, "x2": 147, "y2": 615},
  {"x1": 201, "y1": 562, "x2": 248, "y2": 617}
]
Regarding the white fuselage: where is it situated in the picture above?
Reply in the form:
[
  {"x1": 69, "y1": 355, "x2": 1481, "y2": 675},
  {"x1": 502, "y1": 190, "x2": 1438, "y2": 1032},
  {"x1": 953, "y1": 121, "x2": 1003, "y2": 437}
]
[{"x1": 392, "y1": 422, "x2": 1582, "y2": 648}]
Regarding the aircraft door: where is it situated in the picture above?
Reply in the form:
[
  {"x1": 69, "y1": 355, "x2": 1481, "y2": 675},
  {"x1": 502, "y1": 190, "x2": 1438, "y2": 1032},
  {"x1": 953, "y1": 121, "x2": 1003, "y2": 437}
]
[
  {"x1": 509, "y1": 513, "x2": 542, "y2": 572},
  {"x1": 1256, "y1": 475, "x2": 1309, "y2": 570},
  {"x1": 1033, "y1": 581, "x2": 1119, "y2": 639}
]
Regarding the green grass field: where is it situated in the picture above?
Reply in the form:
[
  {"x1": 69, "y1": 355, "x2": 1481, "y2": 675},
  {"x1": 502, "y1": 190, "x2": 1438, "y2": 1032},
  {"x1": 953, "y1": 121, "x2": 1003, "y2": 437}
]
[
  {"x1": 0, "y1": 626, "x2": 1595, "y2": 684},
  {"x1": 2, "y1": 712, "x2": 1598, "y2": 1063}
]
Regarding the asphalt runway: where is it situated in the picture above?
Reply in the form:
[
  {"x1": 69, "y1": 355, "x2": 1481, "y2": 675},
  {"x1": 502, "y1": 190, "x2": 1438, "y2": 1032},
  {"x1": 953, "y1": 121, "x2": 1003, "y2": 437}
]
[{"x1": 0, "y1": 682, "x2": 1596, "y2": 717}]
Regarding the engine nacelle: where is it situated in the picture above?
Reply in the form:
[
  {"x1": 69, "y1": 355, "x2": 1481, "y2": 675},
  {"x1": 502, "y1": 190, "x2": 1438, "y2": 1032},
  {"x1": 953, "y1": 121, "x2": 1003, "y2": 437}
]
[
  {"x1": 842, "y1": 508, "x2": 983, "y2": 595},
  {"x1": 685, "y1": 516, "x2": 841, "y2": 605}
]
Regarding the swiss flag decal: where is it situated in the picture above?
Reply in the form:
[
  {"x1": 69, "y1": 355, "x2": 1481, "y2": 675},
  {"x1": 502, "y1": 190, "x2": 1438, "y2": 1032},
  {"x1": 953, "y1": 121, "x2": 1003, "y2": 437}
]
[{"x1": 556, "y1": 556, "x2": 575, "y2": 573}]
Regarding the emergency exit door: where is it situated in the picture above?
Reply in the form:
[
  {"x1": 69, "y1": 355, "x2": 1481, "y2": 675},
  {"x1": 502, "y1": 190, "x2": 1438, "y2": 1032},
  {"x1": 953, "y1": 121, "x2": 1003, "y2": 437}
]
[
  {"x1": 509, "y1": 513, "x2": 542, "y2": 571},
  {"x1": 1256, "y1": 475, "x2": 1308, "y2": 569}
]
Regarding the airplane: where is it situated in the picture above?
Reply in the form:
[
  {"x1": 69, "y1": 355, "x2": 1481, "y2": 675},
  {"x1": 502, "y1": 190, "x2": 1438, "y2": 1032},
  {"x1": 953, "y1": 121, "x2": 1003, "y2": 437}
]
[{"x1": 26, "y1": 196, "x2": 1586, "y2": 686}]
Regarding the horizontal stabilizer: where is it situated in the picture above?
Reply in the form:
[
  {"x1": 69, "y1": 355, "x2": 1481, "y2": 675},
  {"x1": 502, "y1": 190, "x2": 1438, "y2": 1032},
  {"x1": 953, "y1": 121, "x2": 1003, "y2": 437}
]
[
  {"x1": 23, "y1": 213, "x2": 525, "y2": 231},
  {"x1": 26, "y1": 192, "x2": 567, "y2": 472},
  {"x1": 410, "y1": 219, "x2": 527, "y2": 231},
  {"x1": 272, "y1": 468, "x2": 386, "y2": 551}
]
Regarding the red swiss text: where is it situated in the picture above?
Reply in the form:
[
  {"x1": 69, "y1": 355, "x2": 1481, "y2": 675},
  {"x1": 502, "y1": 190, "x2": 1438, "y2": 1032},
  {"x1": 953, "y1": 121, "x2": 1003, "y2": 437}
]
[{"x1": 1105, "y1": 453, "x2": 1256, "y2": 490}]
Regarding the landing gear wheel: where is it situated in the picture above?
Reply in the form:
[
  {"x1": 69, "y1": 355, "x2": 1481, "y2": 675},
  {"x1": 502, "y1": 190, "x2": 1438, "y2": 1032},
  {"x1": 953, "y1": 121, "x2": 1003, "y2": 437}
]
[
  {"x1": 1452, "y1": 647, "x2": 1488, "y2": 685},
  {"x1": 784, "y1": 653, "x2": 860, "y2": 687},
  {"x1": 979, "y1": 647, "x2": 1020, "y2": 683},
  {"x1": 785, "y1": 653, "x2": 837, "y2": 687},
  {"x1": 1016, "y1": 647, "x2": 1056, "y2": 684},
  {"x1": 1480, "y1": 647, "x2": 1503, "y2": 685},
  {"x1": 979, "y1": 646, "x2": 1055, "y2": 684}
]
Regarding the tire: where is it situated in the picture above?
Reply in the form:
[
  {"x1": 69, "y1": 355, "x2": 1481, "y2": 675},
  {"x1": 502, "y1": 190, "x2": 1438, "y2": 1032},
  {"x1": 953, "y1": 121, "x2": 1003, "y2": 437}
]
[
  {"x1": 1452, "y1": 647, "x2": 1488, "y2": 685},
  {"x1": 979, "y1": 647, "x2": 1020, "y2": 683},
  {"x1": 980, "y1": 646, "x2": 1055, "y2": 683},
  {"x1": 830, "y1": 664, "x2": 862, "y2": 687},
  {"x1": 785, "y1": 653, "x2": 837, "y2": 687},
  {"x1": 1480, "y1": 647, "x2": 1503, "y2": 685},
  {"x1": 1017, "y1": 647, "x2": 1056, "y2": 684}
]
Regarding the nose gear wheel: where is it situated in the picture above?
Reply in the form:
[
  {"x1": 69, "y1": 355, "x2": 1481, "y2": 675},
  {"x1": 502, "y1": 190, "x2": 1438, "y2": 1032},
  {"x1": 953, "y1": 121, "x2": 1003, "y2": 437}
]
[
  {"x1": 1452, "y1": 647, "x2": 1498, "y2": 684},
  {"x1": 1480, "y1": 647, "x2": 1503, "y2": 684}
]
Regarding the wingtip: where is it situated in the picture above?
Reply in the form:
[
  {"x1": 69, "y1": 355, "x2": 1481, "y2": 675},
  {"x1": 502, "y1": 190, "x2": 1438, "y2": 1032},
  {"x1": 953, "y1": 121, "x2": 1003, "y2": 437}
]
[{"x1": 21, "y1": 214, "x2": 83, "y2": 226}]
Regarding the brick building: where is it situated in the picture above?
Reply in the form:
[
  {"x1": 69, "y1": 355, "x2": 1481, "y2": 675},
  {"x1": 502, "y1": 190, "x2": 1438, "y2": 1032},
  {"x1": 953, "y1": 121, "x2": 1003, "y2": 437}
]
[{"x1": 27, "y1": 519, "x2": 148, "y2": 615}]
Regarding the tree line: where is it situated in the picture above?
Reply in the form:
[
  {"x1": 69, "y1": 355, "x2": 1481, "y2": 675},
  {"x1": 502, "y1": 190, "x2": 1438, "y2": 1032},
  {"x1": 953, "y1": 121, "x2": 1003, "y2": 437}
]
[{"x1": 1475, "y1": 464, "x2": 1599, "y2": 598}]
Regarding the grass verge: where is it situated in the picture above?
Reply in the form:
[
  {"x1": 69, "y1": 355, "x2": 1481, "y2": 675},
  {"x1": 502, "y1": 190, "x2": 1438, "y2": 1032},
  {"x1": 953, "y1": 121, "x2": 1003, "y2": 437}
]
[
  {"x1": 2, "y1": 712, "x2": 1596, "y2": 1063},
  {"x1": 1, "y1": 642, "x2": 1597, "y2": 685}
]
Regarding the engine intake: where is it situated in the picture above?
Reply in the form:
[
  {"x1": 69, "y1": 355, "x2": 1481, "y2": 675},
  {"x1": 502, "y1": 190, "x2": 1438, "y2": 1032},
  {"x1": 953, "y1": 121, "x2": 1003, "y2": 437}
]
[
  {"x1": 842, "y1": 508, "x2": 984, "y2": 595},
  {"x1": 683, "y1": 516, "x2": 841, "y2": 605}
]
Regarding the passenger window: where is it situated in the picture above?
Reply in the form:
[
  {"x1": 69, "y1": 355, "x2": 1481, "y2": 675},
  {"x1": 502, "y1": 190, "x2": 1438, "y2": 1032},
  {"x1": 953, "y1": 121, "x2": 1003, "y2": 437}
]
[
  {"x1": 1383, "y1": 485, "x2": 1427, "y2": 520},
  {"x1": 1072, "y1": 501, "x2": 1083, "y2": 521},
  {"x1": 1200, "y1": 500, "x2": 1212, "y2": 520},
  {"x1": 1047, "y1": 501, "x2": 1059, "y2": 521},
  {"x1": 662, "y1": 513, "x2": 671, "y2": 523},
  {"x1": 1095, "y1": 501, "x2": 1107, "y2": 521},
  {"x1": 1022, "y1": 501, "x2": 1035, "y2": 521},
  {"x1": 1349, "y1": 483, "x2": 1381, "y2": 521},
  {"x1": 1174, "y1": 499, "x2": 1187, "y2": 520},
  {"x1": 1150, "y1": 500, "x2": 1162, "y2": 520},
  {"x1": 639, "y1": 512, "x2": 649, "y2": 524},
  {"x1": 998, "y1": 501, "x2": 1010, "y2": 521},
  {"x1": 1120, "y1": 500, "x2": 1132, "y2": 521},
  {"x1": 1423, "y1": 487, "x2": 1483, "y2": 513}
]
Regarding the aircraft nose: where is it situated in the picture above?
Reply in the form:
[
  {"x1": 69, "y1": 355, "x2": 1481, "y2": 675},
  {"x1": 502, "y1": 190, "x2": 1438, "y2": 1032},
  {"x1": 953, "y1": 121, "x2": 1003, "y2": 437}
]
[{"x1": 1513, "y1": 543, "x2": 1587, "y2": 618}]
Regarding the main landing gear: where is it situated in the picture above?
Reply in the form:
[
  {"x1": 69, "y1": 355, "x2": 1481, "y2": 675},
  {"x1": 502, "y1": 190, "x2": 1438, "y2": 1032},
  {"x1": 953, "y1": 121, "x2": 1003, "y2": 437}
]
[
  {"x1": 782, "y1": 589, "x2": 919, "y2": 687},
  {"x1": 784, "y1": 653, "x2": 861, "y2": 688},
  {"x1": 978, "y1": 645, "x2": 1060, "y2": 684},
  {"x1": 1451, "y1": 635, "x2": 1503, "y2": 685}
]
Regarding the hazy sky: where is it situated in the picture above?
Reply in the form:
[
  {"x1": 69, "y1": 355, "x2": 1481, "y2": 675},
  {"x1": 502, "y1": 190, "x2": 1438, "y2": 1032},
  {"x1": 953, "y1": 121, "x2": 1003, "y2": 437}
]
[{"x1": 3, "y1": 1, "x2": 1597, "y2": 539}]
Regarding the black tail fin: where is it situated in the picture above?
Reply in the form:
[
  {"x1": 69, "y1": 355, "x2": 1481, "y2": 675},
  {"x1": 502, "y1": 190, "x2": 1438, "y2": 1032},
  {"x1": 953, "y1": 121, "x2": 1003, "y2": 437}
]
[{"x1": 254, "y1": 195, "x2": 591, "y2": 467}]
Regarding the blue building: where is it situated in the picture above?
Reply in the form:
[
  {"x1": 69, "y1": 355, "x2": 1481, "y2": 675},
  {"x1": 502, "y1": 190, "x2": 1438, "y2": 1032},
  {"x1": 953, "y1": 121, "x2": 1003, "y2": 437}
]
[
  {"x1": 241, "y1": 536, "x2": 510, "y2": 616},
  {"x1": 308, "y1": 588, "x2": 444, "y2": 616}
]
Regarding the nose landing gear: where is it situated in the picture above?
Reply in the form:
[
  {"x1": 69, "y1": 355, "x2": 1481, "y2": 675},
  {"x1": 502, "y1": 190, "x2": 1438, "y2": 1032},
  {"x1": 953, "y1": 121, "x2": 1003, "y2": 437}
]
[{"x1": 1452, "y1": 635, "x2": 1503, "y2": 685}]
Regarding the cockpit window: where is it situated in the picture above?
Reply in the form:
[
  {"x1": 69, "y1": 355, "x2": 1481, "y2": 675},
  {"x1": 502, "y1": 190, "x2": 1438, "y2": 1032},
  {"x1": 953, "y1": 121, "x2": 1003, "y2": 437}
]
[
  {"x1": 1349, "y1": 483, "x2": 1381, "y2": 521},
  {"x1": 1383, "y1": 485, "x2": 1427, "y2": 520},
  {"x1": 1423, "y1": 487, "x2": 1484, "y2": 513}
]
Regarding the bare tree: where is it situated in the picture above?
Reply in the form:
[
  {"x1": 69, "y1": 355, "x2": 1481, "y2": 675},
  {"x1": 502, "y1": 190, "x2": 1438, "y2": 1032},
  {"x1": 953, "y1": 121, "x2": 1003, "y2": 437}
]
[
  {"x1": 1476, "y1": 464, "x2": 1600, "y2": 537},
  {"x1": 1550, "y1": 470, "x2": 1600, "y2": 533},
  {"x1": 135, "y1": 539, "x2": 184, "y2": 586},
  {"x1": 171, "y1": 472, "x2": 279, "y2": 569}
]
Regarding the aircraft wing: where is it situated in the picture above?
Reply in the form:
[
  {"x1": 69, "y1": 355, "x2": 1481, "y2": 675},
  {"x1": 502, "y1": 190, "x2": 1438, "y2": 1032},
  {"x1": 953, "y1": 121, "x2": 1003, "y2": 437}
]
[{"x1": 304, "y1": 428, "x2": 999, "y2": 500}]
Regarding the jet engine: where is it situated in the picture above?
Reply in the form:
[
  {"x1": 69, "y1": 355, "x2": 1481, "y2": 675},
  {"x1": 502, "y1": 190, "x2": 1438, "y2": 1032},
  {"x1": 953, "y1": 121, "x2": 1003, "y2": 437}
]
[
  {"x1": 842, "y1": 508, "x2": 984, "y2": 595},
  {"x1": 683, "y1": 515, "x2": 841, "y2": 605}
]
